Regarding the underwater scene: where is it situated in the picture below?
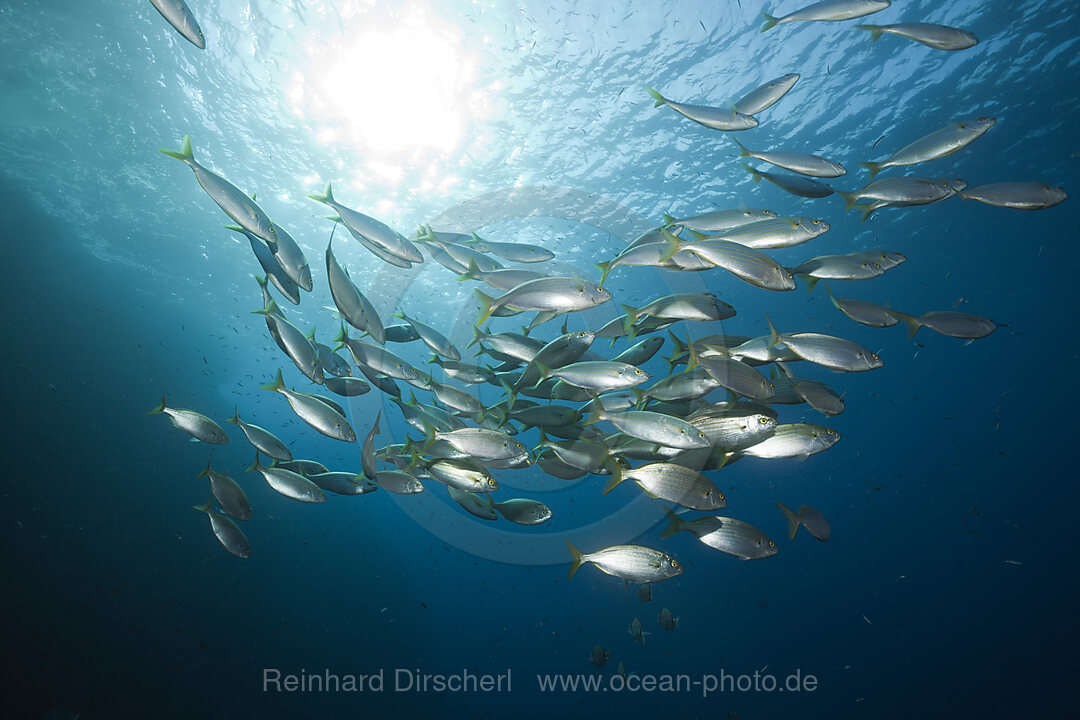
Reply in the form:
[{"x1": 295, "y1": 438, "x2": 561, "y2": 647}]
[{"x1": 2, "y1": 0, "x2": 1077, "y2": 718}]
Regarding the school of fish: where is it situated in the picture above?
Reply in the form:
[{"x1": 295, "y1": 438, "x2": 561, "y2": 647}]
[{"x1": 147, "y1": 0, "x2": 1065, "y2": 665}]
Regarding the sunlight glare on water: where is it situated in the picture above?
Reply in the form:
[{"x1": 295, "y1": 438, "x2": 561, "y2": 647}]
[{"x1": 286, "y1": 2, "x2": 490, "y2": 188}]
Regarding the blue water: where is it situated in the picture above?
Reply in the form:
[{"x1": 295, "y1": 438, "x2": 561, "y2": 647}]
[{"x1": 2, "y1": 1, "x2": 1077, "y2": 718}]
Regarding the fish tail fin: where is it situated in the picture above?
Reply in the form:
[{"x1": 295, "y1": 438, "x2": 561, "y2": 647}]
[
  {"x1": 658, "y1": 228, "x2": 682, "y2": 263},
  {"x1": 251, "y1": 298, "x2": 279, "y2": 316},
  {"x1": 620, "y1": 304, "x2": 640, "y2": 333},
  {"x1": 147, "y1": 393, "x2": 167, "y2": 415},
  {"x1": 661, "y1": 213, "x2": 677, "y2": 227},
  {"x1": 760, "y1": 12, "x2": 779, "y2": 32},
  {"x1": 532, "y1": 362, "x2": 552, "y2": 388},
  {"x1": 499, "y1": 378, "x2": 517, "y2": 411},
  {"x1": 632, "y1": 388, "x2": 646, "y2": 410},
  {"x1": 158, "y1": 135, "x2": 194, "y2": 163},
  {"x1": 566, "y1": 540, "x2": 585, "y2": 579},
  {"x1": 196, "y1": 457, "x2": 213, "y2": 479},
  {"x1": 457, "y1": 257, "x2": 482, "y2": 282},
  {"x1": 645, "y1": 86, "x2": 665, "y2": 108},
  {"x1": 805, "y1": 276, "x2": 819, "y2": 294},
  {"x1": 852, "y1": 203, "x2": 876, "y2": 223},
  {"x1": 245, "y1": 451, "x2": 261, "y2": 473},
  {"x1": 260, "y1": 369, "x2": 285, "y2": 393},
  {"x1": 467, "y1": 325, "x2": 485, "y2": 350},
  {"x1": 855, "y1": 24, "x2": 884, "y2": 42},
  {"x1": 685, "y1": 330, "x2": 700, "y2": 370},
  {"x1": 254, "y1": 273, "x2": 268, "y2": 289},
  {"x1": 226, "y1": 406, "x2": 240, "y2": 425},
  {"x1": 836, "y1": 191, "x2": 858, "y2": 211},
  {"x1": 193, "y1": 496, "x2": 213, "y2": 513},
  {"x1": 583, "y1": 398, "x2": 606, "y2": 426},
  {"x1": 601, "y1": 459, "x2": 625, "y2": 494},
  {"x1": 667, "y1": 328, "x2": 687, "y2": 363},
  {"x1": 858, "y1": 161, "x2": 883, "y2": 180},
  {"x1": 420, "y1": 419, "x2": 437, "y2": 452},
  {"x1": 776, "y1": 501, "x2": 800, "y2": 540},
  {"x1": 893, "y1": 311, "x2": 922, "y2": 338},
  {"x1": 823, "y1": 281, "x2": 842, "y2": 311},
  {"x1": 731, "y1": 136, "x2": 750, "y2": 157},
  {"x1": 307, "y1": 181, "x2": 334, "y2": 205},
  {"x1": 474, "y1": 289, "x2": 496, "y2": 325},
  {"x1": 765, "y1": 314, "x2": 780, "y2": 348},
  {"x1": 659, "y1": 507, "x2": 685, "y2": 539},
  {"x1": 740, "y1": 162, "x2": 763, "y2": 183},
  {"x1": 595, "y1": 259, "x2": 614, "y2": 286}
]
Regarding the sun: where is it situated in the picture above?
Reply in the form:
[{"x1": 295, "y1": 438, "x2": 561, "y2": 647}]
[{"x1": 289, "y1": 6, "x2": 482, "y2": 165}]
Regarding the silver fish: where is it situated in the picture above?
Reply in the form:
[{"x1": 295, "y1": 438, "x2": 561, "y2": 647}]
[
  {"x1": 856, "y1": 22, "x2": 978, "y2": 51},
  {"x1": 711, "y1": 217, "x2": 831, "y2": 250},
  {"x1": 375, "y1": 471, "x2": 425, "y2": 495},
  {"x1": 567, "y1": 541, "x2": 683, "y2": 583},
  {"x1": 824, "y1": 285, "x2": 900, "y2": 328},
  {"x1": 777, "y1": 502, "x2": 832, "y2": 540},
  {"x1": 147, "y1": 394, "x2": 228, "y2": 444},
  {"x1": 661, "y1": 508, "x2": 777, "y2": 560},
  {"x1": 150, "y1": 0, "x2": 206, "y2": 48},
  {"x1": 604, "y1": 462, "x2": 725, "y2": 511},
  {"x1": 734, "y1": 73, "x2": 800, "y2": 115},
  {"x1": 425, "y1": 426, "x2": 527, "y2": 460},
  {"x1": 538, "y1": 361, "x2": 649, "y2": 392},
  {"x1": 395, "y1": 310, "x2": 460, "y2": 361},
  {"x1": 741, "y1": 423, "x2": 840, "y2": 459},
  {"x1": 732, "y1": 137, "x2": 845, "y2": 178},
  {"x1": 426, "y1": 459, "x2": 499, "y2": 493},
  {"x1": 742, "y1": 163, "x2": 835, "y2": 198},
  {"x1": 448, "y1": 486, "x2": 498, "y2": 519},
  {"x1": 322, "y1": 376, "x2": 371, "y2": 397},
  {"x1": 247, "y1": 453, "x2": 326, "y2": 503},
  {"x1": 229, "y1": 226, "x2": 300, "y2": 305},
  {"x1": 193, "y1": 498, "x2": 250, "y2": 558},
  {"x1": 309, "y1": 182, "x2": 422, "y2": 263},
  {"x1": 361, "y1": 411, "x2": 381, "y2": 480},
  {"x1": 159, "y1": 136, "x2": 276, "y2": 243},
  {"x1": 836, "y1": 176, "x2": 962, "y2": 211},
  {"x1": 457, "y1": 261, "x2": 548, "y2": 290},
  {"x1": 475, "y1": 277, "x2": 611, "y2": 325},
  {"x1": 428, "y1": 356, "x2": 495, "y2": 384},
  {"x1": 761, "y1": 0, "x2": 891, "y2": 32},
  {"x1": 960, "y1": 182, "x2": 1067, "y2": 210},
  {"x1": 493, "y1": 499, "x2": 553, "y2": 525},
  {"x1": 661, "y1": 207, "x2": 779, "y2": 233},
  {"x1": 466, "y1": 233, "x2": 554, "y2": 263},
  {"x1": 585, "y1": 402, "x2": 711, "y2": 449},
  {"x1": 253, "y1": 300, "x2": 324, "y2": 384},
  {"x1": 260, "y1": 369, "x2": 356, "y2": 442},
  {"x1": 768, "y1": 319, "x2": 883, "y2": 372},
  {"x1": 660, "y1": 230, "x2": 796, "y2": 291},
  {"x1": 860, "y1": 118, "x2": 996, "y2": 179},
  {"x1": 307, "y1": 471, "x2": 376, "y2": 496},
  {"x1": 695, "y1": 355, "x2": 775, "y2": 401},
  {"x1": 892, "y1": 311, "x2": 996, "y2": 339},
  {"x1": 326, "y1": 239, "x2": 385, "y2": 344},
  {"x1": 225, "y1": 408, "x2": 292, "y2": 461},
  {"x1": 687, "y1": 406, "x2": 778, "y2": 451},
  {"x1": 622, "y1": 293, "x2": 736, "y2": 325},
  {"x1": 647, "y1": 87, "x2": 757, "y2": 131},
  {"x1": 614, "y1": 337, "x2": 666, "y2": 367},
  {"x1": 196, "y1": 459, "x2": 251, "y2": 521}
]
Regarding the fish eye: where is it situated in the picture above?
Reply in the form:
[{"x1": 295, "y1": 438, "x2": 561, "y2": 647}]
[
  {"x1": 758, "y1": 417, "x2": 769, "y2": 424},
  {"x1": 826, "y1": 429, "x2": 836, "y2": 435},
  {"x1": 872, "y1": 353, "x2": 880, "y2": 360}
]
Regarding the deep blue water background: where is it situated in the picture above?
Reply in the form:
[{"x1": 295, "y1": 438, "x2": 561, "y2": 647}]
[{"x1": 2, "y1": 1, "x2": 1078, "y2": 718}]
